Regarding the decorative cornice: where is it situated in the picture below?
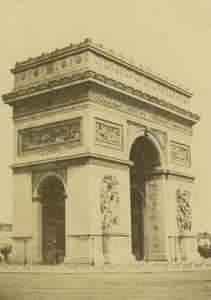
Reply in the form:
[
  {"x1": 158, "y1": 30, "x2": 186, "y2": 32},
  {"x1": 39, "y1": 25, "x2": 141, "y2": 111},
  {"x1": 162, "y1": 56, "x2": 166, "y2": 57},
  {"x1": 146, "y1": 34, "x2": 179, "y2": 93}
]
[
  {"x1": 2, "y1": 74, "x2": 90, "y2": 103},
  {"x1": 12, "y1": 236, "x2": 33, "y2": 240},
  {"x1": 88, "y1": 86, "x2": 195, "y2": 135},
  {"x1": 144, "y1": 169, "x2": 195, "y2": 181},
  {"x1": 2, "y1": 40, "x2": 201, "y2": 122},
  {"x1": 11, "y1": 153, "x2": 133, "y2": 174},
  {"x1": 3, "y1": 76, "x2": 200, "y2": 128}
]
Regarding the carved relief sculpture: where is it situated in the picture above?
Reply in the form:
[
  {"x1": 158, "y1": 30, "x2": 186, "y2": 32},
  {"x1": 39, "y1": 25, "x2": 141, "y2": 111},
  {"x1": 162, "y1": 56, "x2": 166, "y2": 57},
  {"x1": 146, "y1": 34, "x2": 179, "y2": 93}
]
[
  {"x1": 95, "y1": 119, "x2": 122, "y2": 149},
  {"x1": 176, "y1": 188, "x2": 192, "y2": 231},
  {"x1": 88, "y1": 90, "x2": 193, "y2": 135},
  {"x1": 100, "y1": 175, "x2": 120, "y2": 229},
  {"x1": 19, "y1": 119, "x2": 81, "y2": 152},
  {"x1": 171, "y1": 141, "x2": 190, "y2": 166}
]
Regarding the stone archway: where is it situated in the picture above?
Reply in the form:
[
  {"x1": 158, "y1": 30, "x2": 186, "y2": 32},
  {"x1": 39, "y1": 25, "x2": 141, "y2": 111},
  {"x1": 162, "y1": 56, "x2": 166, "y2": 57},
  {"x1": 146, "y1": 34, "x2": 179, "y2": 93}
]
[
  {"x1": 41, "y1": 176, "x2": 66, "y2": 264},
  {"x1": 130, "y1": 186, "x2": 145, "y2": 260},
  {"x1": 129, "y1": 135, "x2": 163, "y2": 261},
  {"x1": 4, "y1": 41, "x2": 200, "y2": 264},
  {"x1": 32, "y1": 173, "x2": 66, "y2": 265}
]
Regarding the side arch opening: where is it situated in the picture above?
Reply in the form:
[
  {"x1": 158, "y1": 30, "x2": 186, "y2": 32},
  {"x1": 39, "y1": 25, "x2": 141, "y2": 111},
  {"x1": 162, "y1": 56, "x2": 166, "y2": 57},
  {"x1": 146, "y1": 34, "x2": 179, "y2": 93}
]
[
  {"x1": 40, "y1": 176, "x2": 66, "y2": 264},
  {"x1": 129, "y1": 135, "x2": 162, "y2": 260}
]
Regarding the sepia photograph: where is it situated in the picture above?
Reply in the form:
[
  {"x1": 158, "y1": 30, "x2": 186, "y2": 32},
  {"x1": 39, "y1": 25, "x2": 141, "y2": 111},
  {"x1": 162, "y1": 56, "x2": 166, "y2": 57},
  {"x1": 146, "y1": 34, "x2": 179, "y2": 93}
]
[{"x1": 0, "y1": 0, "x2": 211, "y2": 299}]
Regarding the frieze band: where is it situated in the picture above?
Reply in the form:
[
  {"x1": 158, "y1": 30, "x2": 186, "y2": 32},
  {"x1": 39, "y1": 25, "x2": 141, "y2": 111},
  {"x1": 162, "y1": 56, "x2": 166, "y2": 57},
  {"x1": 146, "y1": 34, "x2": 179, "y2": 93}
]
[
  {"x1": 19, "y1": 118, "x2": 81, "y2": 153},
  {"x1": 11, "y1": 84, "x2": 194, "y2": 136},
  {"x1": 89, "y1": 90, "x2": 193, "y2": 135},
  {"x1": 13, "y1": 89, "x2": 89, "y2": 116}
]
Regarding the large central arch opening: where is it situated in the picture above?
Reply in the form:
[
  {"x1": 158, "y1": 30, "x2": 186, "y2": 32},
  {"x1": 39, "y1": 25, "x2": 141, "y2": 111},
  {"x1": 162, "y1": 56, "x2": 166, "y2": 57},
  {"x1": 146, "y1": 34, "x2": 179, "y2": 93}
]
[
  {"x1": 130, "y1": 135, "x2": 161, "y2": 260},
  {"x1": 41, "y1": 176, "x2": 66, "y2": 264}
]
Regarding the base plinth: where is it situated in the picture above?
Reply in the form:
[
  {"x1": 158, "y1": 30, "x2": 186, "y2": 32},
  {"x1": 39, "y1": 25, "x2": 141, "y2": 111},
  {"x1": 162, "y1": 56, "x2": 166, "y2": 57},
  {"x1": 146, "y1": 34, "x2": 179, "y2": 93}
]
[{"x1": 179, "y1": 231, "x2": 200, "y2": 260}]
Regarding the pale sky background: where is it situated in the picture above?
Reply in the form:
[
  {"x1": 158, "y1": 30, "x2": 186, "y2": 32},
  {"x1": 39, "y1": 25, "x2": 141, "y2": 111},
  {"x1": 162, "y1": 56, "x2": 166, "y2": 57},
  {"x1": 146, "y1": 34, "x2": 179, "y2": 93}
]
[{"x1": 0, "y1": 0, "x2": 210, "y2": 232}]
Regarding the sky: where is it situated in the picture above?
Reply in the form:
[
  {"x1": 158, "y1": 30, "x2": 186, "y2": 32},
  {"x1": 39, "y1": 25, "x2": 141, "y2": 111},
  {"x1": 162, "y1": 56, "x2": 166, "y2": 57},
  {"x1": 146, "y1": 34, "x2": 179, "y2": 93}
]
[{"x1": 0, "y1": 0, "x2": 211, "y2": 232}]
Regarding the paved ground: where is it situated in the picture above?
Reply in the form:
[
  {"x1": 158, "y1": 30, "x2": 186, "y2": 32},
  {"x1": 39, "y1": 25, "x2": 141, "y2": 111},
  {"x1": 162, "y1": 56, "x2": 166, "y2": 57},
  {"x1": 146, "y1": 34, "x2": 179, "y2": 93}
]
[{"x1": 0, "y1": 270, "x2": 211, "y2": 300}]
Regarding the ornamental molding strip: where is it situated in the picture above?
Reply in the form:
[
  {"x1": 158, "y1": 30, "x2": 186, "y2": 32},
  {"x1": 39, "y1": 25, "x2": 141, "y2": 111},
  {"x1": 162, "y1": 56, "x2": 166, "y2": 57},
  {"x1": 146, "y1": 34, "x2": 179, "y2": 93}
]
[{"x1": 18, "y1": 118, "x2": 82, "y2": 154}]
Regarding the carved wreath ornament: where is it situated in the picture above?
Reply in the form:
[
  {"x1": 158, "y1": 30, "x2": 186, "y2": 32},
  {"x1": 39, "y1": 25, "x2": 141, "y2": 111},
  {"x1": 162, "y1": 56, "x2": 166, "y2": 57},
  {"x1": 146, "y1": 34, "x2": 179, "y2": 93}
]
[
  {"x1": 176, "y1": 188, "x2": 192, "y2": 231},
  {"x1": 100, "y1": 176, "x2": 120, "y2": 229}
]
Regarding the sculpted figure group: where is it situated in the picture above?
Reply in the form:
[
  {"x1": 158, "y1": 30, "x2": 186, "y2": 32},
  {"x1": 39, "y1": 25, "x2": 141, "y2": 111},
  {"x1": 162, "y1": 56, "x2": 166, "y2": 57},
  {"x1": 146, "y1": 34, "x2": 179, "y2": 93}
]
[
  {"x1": 96, "y1": 122, "x2": 120, "y2": 146},
  {"x1": 176, "y1": 188, "x2": 192, "y2": 231},
  {"x1": 100, "y1": 175, "x2": 120, "y2": 229}
]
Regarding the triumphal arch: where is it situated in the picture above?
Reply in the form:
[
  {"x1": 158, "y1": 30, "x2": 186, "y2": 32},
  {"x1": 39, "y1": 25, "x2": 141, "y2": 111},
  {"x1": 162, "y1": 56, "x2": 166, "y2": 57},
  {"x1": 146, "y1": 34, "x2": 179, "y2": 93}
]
[{"x1": 2, "y1": 39, "x2": 200, "y2": 264}]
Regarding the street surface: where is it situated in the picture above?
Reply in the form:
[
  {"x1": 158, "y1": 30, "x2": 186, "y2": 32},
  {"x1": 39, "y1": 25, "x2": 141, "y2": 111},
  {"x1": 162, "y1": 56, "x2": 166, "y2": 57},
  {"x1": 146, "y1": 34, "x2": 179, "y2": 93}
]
[{"x1": 0, "y1": 270, "x2": 211, "y2": 300}]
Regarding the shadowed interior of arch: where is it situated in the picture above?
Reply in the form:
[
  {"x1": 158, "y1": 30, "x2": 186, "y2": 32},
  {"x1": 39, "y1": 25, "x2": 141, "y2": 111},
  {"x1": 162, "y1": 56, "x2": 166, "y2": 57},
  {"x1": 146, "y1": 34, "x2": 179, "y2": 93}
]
[
  {"x1": 41, "y1": 176, "x2": 65, "y2": 264},
  {"x1": 130, "y1": 136, "x2": 161, "y2": 260}
]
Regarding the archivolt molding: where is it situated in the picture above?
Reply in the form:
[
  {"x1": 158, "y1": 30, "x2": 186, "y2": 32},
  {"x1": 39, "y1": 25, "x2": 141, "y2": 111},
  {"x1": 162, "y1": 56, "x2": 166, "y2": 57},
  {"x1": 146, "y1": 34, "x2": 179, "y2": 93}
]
[
  {"x1": 150, "y1": 128, "x2": 168, "y2": 162},
  {"x1": 127, "y1": 120, "x2": 167, "y2": 169},
  {"x1": 32, "y1": 168, "x2": 67, "y2": 199},
  {"x1": 151, "y1": 128, "x2": 167, "y2": 151},
  {"x1": 127, "y1": 121, "x2": 146, "y2": 151},
  {"x1": 127, "y1": 120, "x2": 145, "y2": 138}
]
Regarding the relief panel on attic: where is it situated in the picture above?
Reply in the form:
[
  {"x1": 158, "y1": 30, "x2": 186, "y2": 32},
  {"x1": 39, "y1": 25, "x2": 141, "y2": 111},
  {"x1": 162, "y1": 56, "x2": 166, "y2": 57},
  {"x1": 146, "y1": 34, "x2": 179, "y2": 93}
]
[{"x1": 18, "y1": 118, "x2": 82, "y2": 154}]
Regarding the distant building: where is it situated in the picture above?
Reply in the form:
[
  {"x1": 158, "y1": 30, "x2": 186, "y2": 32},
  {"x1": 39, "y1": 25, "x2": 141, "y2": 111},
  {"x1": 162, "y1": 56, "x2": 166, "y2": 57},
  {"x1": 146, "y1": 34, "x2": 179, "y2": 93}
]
[
  {"x1": 0, "y1": 223, "x2": 12, "y2": 247},
  {"x1": 197, "y1": 232, "x2": 211, "y2": 259},
  {"x1": 198, "y1": 232, "x2": 211, "y2": 248}
]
